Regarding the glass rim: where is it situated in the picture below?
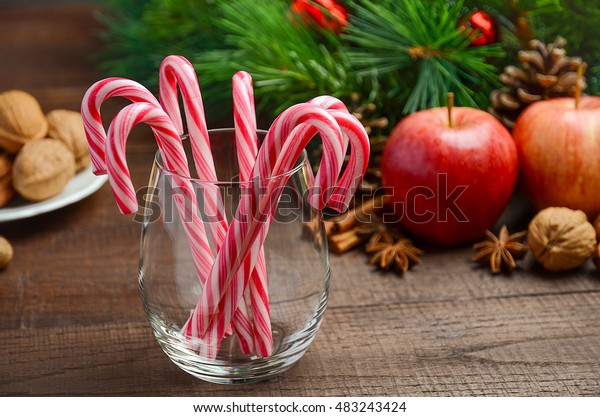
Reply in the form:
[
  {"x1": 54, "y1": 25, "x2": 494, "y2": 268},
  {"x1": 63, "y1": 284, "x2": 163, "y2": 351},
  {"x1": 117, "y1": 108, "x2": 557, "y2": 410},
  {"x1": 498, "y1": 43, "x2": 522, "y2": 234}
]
[{"x1": 154, "y1": 128, "x2": 309, "y2": 185}]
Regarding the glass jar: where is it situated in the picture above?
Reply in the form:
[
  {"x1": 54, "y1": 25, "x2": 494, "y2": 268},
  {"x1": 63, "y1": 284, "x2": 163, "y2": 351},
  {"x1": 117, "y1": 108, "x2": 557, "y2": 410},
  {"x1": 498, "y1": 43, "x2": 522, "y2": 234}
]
[{"x1": 138, "y1": 129, "x2": 330, "y2": 384}]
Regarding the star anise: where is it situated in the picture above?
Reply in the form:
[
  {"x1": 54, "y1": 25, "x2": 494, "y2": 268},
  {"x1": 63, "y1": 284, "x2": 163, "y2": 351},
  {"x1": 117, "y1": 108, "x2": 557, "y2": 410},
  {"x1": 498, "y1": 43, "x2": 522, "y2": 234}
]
[
  {"x1": 472, "y1": 225, "x2": 528, "y2": 274},
  {"x1": 355, "y1": 212, "x2": 402, "y2": 246},
  {"x1": 366, "y1": 238, "x2": 423, "y2": 274}
]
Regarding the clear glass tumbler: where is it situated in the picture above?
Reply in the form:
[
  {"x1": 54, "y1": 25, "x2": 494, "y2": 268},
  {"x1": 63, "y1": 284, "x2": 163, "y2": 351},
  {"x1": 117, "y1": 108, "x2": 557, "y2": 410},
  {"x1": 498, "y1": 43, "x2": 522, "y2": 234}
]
[{"x1": 138, "y1": 129, "x2": 330, "y2": 384}]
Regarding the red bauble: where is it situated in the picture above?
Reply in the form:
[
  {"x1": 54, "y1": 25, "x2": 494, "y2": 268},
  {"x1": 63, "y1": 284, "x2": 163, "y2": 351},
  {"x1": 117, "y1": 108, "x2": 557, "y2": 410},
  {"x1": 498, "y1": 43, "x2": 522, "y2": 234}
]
[
  {"x1": 381, "y1": 107, "x2": 518, "y2": 246},
  {"x1": 291, "y1": 0, "x2": 348, "y2": 33},
  {"x1": 462, "y1": 10, "x2": 497, "y2": 46}
]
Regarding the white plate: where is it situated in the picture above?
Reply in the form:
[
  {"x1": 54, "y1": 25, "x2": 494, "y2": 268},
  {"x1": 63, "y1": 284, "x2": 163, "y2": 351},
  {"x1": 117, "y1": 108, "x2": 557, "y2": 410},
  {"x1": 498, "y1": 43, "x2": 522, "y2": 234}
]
[{"x1": 0, "y1": 165, "x2": 107, "y2": 222}]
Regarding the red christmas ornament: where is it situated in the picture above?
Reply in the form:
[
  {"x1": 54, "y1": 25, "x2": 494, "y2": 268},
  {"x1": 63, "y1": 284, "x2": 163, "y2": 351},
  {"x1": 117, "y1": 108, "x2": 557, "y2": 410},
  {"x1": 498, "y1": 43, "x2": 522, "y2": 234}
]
[
  {"x1": 462, "y1": 10, "x2": 497, "y2": 46},
  {"x1": 291, "y1": 0, "x2": 348, "y2": 33}
]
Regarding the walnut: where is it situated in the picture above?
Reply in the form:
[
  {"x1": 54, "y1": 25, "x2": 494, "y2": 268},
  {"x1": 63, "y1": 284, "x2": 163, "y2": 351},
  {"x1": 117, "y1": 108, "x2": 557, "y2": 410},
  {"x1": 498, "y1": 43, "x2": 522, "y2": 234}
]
[
  {"x1": 12, "y1": 138, "x2": 75, "y2": 201},
  {"x1": 46, "y1": 109, "x2": 90, "y2": 171},
  {"x1": 0, "y1": 90, "x2": 48, "y2": 153},
  {"x1": 593, "y1": 245, "x2": 600, "y2": 271},
  {"x1": 0, "y1": 236, "x2": 13, "y2": 269},
  {"x1": 528, "y1": 207, "x2": 596, "y2": 272},
  {"x1": 593, "y1": 214, "x2": 600, "y2": 240},
  {"x1": 0, "y1": 153, "x2": 14, "y2": 207}
]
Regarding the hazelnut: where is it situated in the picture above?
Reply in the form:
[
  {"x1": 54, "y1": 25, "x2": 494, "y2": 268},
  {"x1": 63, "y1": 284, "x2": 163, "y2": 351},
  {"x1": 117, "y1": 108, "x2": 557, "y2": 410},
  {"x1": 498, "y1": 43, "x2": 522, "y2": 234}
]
[
  {"x1": 46, "y1": 109, "x2": 90, "y2": 171},
  {"x1": 12, "y1": 138, "x2": 75, "y2": 201},
  {"x1": 0, "y1": 236, "x2": 13, "y2": 269},
  {"x1": 528, "y1": 207, "x2": 596, "y2": 272},
  {"x1": 0, "y1": 90, "x2": 48, "y2": 153}
]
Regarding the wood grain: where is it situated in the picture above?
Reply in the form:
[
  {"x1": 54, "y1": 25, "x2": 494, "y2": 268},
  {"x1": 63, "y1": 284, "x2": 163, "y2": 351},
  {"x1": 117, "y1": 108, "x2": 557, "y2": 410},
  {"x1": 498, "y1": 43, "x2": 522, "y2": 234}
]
[{"x1": 1, "y1": 3, "x2": 600, "y2": 396}]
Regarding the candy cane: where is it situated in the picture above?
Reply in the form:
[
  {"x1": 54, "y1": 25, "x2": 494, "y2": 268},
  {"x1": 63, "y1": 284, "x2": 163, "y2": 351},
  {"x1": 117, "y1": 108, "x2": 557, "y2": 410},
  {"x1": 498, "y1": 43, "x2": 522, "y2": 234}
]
[
  {"x1": 159, "y1": 55, "x2": 218, "y2": 186},
  {"x1": 182, "y1": 100, "x2": 369, "y2": 358},
  {"x1": 257, "y1": 97, "x2": 368, "y2": 212},
  {"x1": 160, "y1": 56, "x2": 254, "y2": 354},
  {"x1": 308, "y1": 96, "x2": 351, "y2": 157},
  {"x1": 282, "y1": 107, "x2": 370, "y2": 213},
  {"x1": 104, "y1": 102, "x2": 215, "y2": 316},
  {"x1": 233, "y1": 71, "x2": 272, "y2": 357},
  {"x1": 81, "y1": 77, "x2": 160, "y2": 175},
  {"x1": 192, "y1": 104, "x2": 358, "y2": 353}
]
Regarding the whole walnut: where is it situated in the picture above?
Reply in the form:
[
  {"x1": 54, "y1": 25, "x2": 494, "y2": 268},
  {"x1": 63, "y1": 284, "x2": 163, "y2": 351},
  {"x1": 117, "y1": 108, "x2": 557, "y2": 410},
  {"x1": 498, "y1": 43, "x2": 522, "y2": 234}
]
[
  {"x1": 46, "y1": 109, "x2": 90, "y2": 171},
  {"x1": 528, "y1": 207, "x2": 596, "y2": 272},
  {"x1": 12, "y1": 138, "x2": 75, "y2": 201},
  {"x1": 593, "y1": 245, "x2": 600, "y2": 271},
  {"x1": 0, "y1": 236, "x2": 12, "y2": 269},
  {"x1": 0, "y1": 90, "x2": 48, "y2": 153},
  {"x1": 0, "y1": 153, "x2": 14, "y2": 207}
]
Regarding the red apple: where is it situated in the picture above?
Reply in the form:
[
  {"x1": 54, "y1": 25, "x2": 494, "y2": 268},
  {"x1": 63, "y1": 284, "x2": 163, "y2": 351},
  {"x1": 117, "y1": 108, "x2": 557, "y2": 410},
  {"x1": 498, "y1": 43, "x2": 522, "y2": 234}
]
[
  {"x1": 513, "y1": 96, "x2": 600, "y2": 218},
  {"x1": 381, "y1": 106, "x2": 518, "y2": 246}
]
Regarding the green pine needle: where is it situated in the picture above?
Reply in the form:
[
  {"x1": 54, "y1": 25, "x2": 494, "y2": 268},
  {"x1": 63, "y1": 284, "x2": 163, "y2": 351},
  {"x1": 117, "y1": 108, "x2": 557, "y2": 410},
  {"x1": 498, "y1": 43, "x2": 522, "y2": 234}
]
[
  {"x1": 345, "y1": 0, "x2": 504, "y2": 114},
  {"x1": 193, "y1": 0, "x2": 364, "y2": 117}
]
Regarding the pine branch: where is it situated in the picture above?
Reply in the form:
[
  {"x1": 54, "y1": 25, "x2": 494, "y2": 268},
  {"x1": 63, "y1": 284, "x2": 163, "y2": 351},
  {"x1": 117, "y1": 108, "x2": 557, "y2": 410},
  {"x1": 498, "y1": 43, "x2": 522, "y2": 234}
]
[
  {"x1": 195, "y1": 0, "x2": 366, "y2": 117},
  {"x1": 345, "y1": 0, "x2": 504, "y2": 114},
  {"x1": 467, "y1": 0, "x2": 600, "y2": 95},
  {"x1": 97, "y1": 0, "x2": 226, "y2": 90}
]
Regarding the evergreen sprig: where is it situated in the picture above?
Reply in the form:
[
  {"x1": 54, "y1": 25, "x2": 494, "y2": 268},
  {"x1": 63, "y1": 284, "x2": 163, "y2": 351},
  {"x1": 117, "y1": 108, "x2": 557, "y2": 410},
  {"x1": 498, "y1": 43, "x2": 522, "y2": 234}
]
[
  {"x1": 97, "y1": 0, "x2": 598, "y2": 127},
  {"x1": 466, "y1": 0, "x2": 561, "y2": 40},
  {"x1": 533, "y1": 0, "x2": 600, "y2": 94},
  {"x1": 194, "y1": 0, "x2": 361, "y2": 117},
  {"x1": 465, "y1": 0, "x2": 600, "y2": 94},
  {"x1": 97, "y1": 0, "x2": 225, "y2": 90},
  {"x1": 345, "y1": 0, "x2": 504, "y2": 113}
]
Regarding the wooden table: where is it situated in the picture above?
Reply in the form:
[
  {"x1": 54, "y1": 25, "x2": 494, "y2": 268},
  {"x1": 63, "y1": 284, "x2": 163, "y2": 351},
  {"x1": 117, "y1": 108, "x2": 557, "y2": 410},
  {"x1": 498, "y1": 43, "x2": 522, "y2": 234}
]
[{"x1": 1, "y1": 3, "x2": 600, "y2": 396}]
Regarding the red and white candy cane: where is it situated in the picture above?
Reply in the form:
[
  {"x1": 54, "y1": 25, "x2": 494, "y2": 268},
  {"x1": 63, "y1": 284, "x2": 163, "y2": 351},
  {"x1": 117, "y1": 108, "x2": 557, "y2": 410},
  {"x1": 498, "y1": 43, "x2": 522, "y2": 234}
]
[
  {"x1": 232, "y1": 71, "x2": 273, "y2": 357},
  {"x1": 104, "y1": 102, "x2": 215, "y2": 316},
  {"x1": 177, "y1": 69, "x2": 263, "y2": 357},
  {"x1": 81, "y1": 77, "x2": 160, "y2": 176},
  {"x1": 159, "y1": 55, "x2": 218, "y2": 187},
  {"x1": 192, "y1": 104, "x2": 363, "y2": 354},
  {"x1": 281, "y1": 106, "x2": 370, "y2": 213},
  {"x1": 199, "y1": 101, "x2": 370, "y2": 353},
  {"x1": 159, "y1": 56, "x2": 255, "y2": 354}
]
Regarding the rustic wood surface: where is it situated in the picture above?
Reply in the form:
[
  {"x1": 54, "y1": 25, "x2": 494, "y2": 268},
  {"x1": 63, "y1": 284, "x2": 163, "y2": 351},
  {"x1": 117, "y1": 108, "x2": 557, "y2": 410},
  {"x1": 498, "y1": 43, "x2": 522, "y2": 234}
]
[{"x1": 1, "y1": 3, "x2": 600, "y2": 396}]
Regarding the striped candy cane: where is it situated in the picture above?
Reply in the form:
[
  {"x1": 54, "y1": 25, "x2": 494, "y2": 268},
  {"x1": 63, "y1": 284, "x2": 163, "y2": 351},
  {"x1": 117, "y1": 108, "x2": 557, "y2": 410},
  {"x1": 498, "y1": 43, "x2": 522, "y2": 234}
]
[
  {"x1": 191, "y1": 104, "x2": 353, "y2": 351},
  {"x1": 104, "y1": 103, "x2": 217, "y2": 337},
  {"x1": 279, "y1": 107, "x2": 370, "y2": 213},
  {"x1": 232, "y1": 71, "x2": 273, "y2": 357},
  {"x1": 159, "y1": 55, "x2": 218, "y2": 187},
  {"x1": 81, "y1": 77, "x2": 160, "y2": 175},
  {"x1": 197, "y1": 100, "x2": 370, "y2": 353},
  {"x1": 159, "y1": 56, "x2": 254, "y2": 354}
]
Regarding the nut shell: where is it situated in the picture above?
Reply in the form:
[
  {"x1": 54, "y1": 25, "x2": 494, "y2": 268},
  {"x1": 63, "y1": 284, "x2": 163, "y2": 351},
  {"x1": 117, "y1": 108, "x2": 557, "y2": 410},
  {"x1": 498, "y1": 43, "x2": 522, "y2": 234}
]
[
  {"x1": 593, "y1": 245, "x2": 600, "y2": 271},
  {"x1": 528, "y1": 207, "x2": 596, "y2": 271},
  {"x1": 0, "y1": 90, "x2": 48, "y2": 153},
  {"x1": 0, "y1": 153, "x2": 14, "y2": 207},
  {"x1": 0, "y1": 236, "x2": 12, "y2": 269},
  {"x1": 593, "y1": 214, "x2": 600, "y2": 240},
  {"x1": 46, "y1": 109, "x2": 90, "y2": 171},
  {"x1": 0, "y1": 152, "x2": 12, "y2": 178},
  {"x1": 0, "y1": 173, "x2": 14, "y2": 208},
  {"x1": 12, "y1": 138, "x2": 75, "y2": 201}
]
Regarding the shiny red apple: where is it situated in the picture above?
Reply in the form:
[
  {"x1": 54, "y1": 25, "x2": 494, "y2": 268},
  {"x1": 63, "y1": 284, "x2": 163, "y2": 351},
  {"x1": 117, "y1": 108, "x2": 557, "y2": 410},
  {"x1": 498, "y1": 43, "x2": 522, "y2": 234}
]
[
  {"x1": 381, "y1": 106, "x2": 518, "y2": 246},
  {"x1": 512, "y1": 96, "x2": 600, "y2": 218}
]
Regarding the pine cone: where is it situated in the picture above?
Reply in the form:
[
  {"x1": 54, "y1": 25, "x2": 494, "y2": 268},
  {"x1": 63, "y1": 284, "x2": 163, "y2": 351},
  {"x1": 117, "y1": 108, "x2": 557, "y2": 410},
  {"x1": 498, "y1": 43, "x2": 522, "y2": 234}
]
[{"x1": 489, "y1": 37, "x2": 587, "y2": 128}]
